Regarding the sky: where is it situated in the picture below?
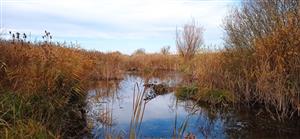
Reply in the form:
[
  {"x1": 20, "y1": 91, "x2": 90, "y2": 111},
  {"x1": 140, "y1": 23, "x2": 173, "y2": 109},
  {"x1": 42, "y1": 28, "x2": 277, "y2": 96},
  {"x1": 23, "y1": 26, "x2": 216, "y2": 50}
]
[{"x1": 0, "y1": 0, "x2": 240, "y2": 54}]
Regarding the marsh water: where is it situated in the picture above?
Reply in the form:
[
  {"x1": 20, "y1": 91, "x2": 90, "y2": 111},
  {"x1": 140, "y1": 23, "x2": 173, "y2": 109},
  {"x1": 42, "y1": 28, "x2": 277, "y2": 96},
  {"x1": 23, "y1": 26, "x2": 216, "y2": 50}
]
[{"x1": 86, "y1": 73, "x2": 300, "y2": 139}]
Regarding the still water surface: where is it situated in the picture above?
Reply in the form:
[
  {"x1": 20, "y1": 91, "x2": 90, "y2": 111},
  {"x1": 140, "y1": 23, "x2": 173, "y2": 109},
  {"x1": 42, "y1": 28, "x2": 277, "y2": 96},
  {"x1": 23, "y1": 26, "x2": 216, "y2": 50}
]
[{"x1": 86, "y1": 73, "x2": 300, "y2": 139}]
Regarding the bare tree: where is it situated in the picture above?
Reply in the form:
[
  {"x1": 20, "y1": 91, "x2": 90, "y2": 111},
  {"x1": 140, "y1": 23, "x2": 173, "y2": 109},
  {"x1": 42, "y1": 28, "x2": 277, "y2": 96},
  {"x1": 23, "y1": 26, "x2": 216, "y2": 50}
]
[{"x1": 176, "y1": 20, "x2": 204, "y2": 61}]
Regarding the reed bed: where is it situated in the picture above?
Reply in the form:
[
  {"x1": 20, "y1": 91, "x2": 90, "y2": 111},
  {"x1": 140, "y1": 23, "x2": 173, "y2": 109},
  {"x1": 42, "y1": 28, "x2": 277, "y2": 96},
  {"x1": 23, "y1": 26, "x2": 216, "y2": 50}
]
[
  {"x1": 0, "y1": 33, "x2": 179, "y2": 138},
  {"x1": 0, "y1": 38, "x2": 125, "y2": 138},
  {"x1": 1, "y1": 0, "x2": 300, "y2": 137},
  {"x1": 175, "y1": 0, "x2": 300, "y2": 120},
  {"x1": 124, "y1": 53, "x2": 179, "y2": 73}
]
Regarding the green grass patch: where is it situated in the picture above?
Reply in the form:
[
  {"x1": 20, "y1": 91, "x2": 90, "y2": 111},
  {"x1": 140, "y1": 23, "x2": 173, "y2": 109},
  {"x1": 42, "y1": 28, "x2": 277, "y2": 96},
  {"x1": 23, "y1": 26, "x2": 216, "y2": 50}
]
[
  {"x1": 175, "y1": 85, "x2": 234, "y2": 105},
  {"x1": 175, "y1": 84, "x2": 199, "y2": 100},
  {"x1": 195, "y1": 88, "x2": 234, "y2": 105}
]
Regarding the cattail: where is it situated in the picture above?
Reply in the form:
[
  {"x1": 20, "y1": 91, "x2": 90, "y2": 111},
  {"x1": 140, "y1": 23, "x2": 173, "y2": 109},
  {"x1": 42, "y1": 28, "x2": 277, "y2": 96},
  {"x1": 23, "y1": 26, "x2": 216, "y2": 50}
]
[
  {"x1": 16, "y1": 32, "x2": 20, "y2": 40},
  {"x1": 23, "y1": 33, "x2": 27, "y2": 39}
]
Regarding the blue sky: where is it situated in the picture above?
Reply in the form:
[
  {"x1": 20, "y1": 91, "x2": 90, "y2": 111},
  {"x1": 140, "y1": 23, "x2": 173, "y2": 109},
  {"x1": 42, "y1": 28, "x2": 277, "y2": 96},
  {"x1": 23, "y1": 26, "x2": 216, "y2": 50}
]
[{"x1": 1, "y1": 0, "x2": 239, "y2": 54}]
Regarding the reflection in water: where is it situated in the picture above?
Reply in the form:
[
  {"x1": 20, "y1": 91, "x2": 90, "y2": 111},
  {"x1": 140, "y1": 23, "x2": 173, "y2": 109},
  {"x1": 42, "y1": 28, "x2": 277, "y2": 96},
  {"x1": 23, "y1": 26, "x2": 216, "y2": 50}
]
[
  {"x1": 86, "y1": 74, "x2": 224, "y2": 138},
  {"x1": 86, "y1": 73, "x2": 300, "y2": 139}
]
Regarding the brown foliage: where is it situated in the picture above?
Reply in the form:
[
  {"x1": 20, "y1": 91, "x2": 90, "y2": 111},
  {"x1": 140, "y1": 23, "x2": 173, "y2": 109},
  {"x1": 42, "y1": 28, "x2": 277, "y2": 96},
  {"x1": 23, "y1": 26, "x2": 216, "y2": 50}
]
[
  {"x1": 125, "y1": 52, "x2": 179, "y2": 72},
  {"x1": 0, "y1": 39, "x2": 125, "y2": 138},
  {"x1": 222, "y1": 0, "x2": 300, "y2": 119},
  {"x1": 0, "y1": 41, "x2": 125, "y2": 94}
]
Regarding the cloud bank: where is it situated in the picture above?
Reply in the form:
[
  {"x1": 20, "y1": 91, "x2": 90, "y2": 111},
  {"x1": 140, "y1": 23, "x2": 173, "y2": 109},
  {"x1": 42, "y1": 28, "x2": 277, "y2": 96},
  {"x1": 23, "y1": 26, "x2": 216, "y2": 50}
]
[{"x1": 2, "y1": 0, "x2": 239, "y2": 54}]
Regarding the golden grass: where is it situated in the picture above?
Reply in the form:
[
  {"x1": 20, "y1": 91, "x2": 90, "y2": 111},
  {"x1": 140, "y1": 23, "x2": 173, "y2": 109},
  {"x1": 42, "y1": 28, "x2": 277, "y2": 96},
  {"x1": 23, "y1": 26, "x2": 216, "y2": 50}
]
[
  {"x1": 181, "y1": 42, "x2": 300, "y2": 119},
  {"x1": 2, "y1": 2, "x2": 300, "y2": 135},
  {"x1": 0, "y1": 41, "x2": 127, "y2": 89},
  {"x1": 0, "y1": 36, "x2": 180, "y2": 138},
  {"x1": 0, "y1": 40, "x2": 126, "y2": 138},
  {"x1": 170, "y1": 0, "x2": 300, "y2": 120},
  {"x1": 124, "y1": 53, "x2": 179, "y2": 72}
]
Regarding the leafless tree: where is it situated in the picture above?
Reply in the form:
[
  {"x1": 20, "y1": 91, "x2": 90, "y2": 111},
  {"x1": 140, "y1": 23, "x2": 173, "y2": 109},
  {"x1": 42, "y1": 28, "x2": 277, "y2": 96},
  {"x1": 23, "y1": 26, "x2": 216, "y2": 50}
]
[{"x1": 176, "y1": 20, "x2": 204, "y2": 61}]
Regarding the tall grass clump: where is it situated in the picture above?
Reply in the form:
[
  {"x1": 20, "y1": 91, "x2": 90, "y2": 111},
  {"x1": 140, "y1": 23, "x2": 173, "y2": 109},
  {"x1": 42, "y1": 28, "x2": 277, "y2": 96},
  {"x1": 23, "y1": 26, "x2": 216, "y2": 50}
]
[{"x1": 222, "y1": 0, "x2": 300, "y2": 120}]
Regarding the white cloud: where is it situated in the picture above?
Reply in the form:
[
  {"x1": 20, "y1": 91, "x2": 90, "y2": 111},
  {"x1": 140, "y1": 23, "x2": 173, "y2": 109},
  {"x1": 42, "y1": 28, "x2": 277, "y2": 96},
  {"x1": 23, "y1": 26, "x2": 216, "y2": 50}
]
[{"x1": 2, "y1": 0, "x2": 238, "y2": 52}]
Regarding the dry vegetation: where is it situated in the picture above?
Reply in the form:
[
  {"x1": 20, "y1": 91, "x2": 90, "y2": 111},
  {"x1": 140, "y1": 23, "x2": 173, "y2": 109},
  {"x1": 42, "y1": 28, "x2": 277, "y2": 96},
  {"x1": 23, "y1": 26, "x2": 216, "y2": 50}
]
[
  {"x1": 0, "y1": 32, "x2": 178, "y2": 138},
  {"x1": 222, "y1": 0, "x2": 300, "y2": 120},
  {"x1": 1, "y1": 0, "x2": 300, "y2": 138},
  {"x1": 176, "y1": 0, "x2": 300, "y2": 120},
  {"x1": 125, "y1": 53, "x2": 179, "y2": 73},
  {"x1": 0, "y1": 37, "x2": 128, "y2": 138}
]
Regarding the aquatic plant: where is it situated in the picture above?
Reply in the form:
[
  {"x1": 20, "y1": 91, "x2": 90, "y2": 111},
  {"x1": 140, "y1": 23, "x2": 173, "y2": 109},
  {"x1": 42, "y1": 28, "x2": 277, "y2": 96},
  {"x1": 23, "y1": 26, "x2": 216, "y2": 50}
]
[
  {"x1": 42, "y1": 30, "x2": 52, "y2": 43},
  {"x1": 172, "y1": 99, "x2": 198, "y2": 139},
  {"x1": 129, "y1": 83, "x2": 149, "y2": 138},
  {"x1": 8, "y1": 31, "x2": 28, "y2": 43}
]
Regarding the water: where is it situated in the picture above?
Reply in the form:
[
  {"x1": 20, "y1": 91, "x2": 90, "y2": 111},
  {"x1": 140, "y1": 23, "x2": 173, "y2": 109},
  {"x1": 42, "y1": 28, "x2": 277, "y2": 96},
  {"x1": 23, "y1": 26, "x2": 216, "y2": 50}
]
[{"x1": 86, "y1": 73, "x2": 300, "y2": 139}]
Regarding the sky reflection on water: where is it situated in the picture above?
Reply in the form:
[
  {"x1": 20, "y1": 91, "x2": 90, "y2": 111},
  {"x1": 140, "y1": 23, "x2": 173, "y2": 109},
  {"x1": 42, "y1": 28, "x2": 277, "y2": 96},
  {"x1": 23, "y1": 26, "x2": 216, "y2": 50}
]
[{"x1": 86, "y1": 74, "x2": 225, "y2": 138}]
